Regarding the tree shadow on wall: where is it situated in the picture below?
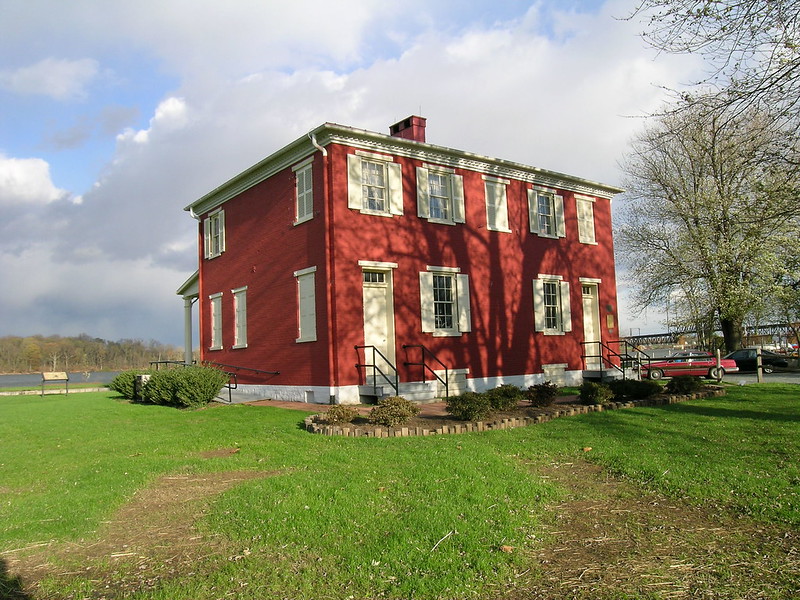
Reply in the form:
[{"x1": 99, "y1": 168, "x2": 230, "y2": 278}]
[{"x1": 0, "y1": 558, "x2": 32, "y2": 600}]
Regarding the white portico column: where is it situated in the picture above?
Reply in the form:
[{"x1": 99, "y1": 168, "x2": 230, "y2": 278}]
[{"x1": 176, "y1": 271, "x2": 199, "y2": 366}]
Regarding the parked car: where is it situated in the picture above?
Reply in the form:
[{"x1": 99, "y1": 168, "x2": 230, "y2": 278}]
[
  {"x1": 723, "y1": 348, "x2": 789, "y2": 373},
  {"x1": 641, "y1": 350, "x2": 739, "y2": 380}
]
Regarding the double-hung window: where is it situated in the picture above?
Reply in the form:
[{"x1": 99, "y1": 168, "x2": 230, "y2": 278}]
[
  {"x1": 483, "y1": 176, "x2": 511, "y2": 232},
  {"x1": 347, "y1": 152, "x2": 404, "y2": 216},
  {"x1": 203, "y1": 209, "x2": 226, "y2": 259},
  {"x1": 532, "y1": 275, "x2": 572, "y2": 335},
  {"x1": 575, "y1": 195, "x2": 597, "y2": 244},
  {"x1": 419, "y1": 267, "x2": 471, "y2": 336},
  {"x1": 416, "y1": 165, "x2": 465, "y2": 224},
  {"x1": 209, "y1": 292, "x2": 223, "y2": 350},
  {"x1": 294, "y1": 266, "x2": 317, "y2": 343},
  {"x1": 293, "y1": 159, "x2": 313, "y2": 224},
  {"x1": 232, "y1": 286, "x2": 247, "y2": 348},
  {"x1": 528, "y1": 188, "x2": 565, "y2": 238}
]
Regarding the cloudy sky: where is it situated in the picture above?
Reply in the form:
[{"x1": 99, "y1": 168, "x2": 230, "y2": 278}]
[{"x1": 0, "y1": 0, "x2": 702, "y2": 347}]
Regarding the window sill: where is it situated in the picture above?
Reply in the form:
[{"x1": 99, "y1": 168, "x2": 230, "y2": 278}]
[
  {"x1": 487, "y1": 227, "x2": 512, "y2": 233},
  {"x1": 209, "y1": 346, "x2": 223, "y2": 351},
  {"x1": 427, "y1": 218, "x2": 456, "y2": 226},
  {"x1": 293, "y1": 215, "x2": 313, "y2": 226},
  {"x1": 296, "y1": 337, "x2": 317, "y2": 343},
  {"x1": 579, "y1": 240, "x2": 598, "y2": 245},
  {"x1": 541, "y1": 330, "x2": 566, "y2": 336},
  {"x1": 358, "y1": 208, "x2": 394, "y2": 218},
  {"x1": 431, "y1": 330, "x2": 463, "y2": 337},
  {"x1": 232, "y1": 344, "x2": 248, "y2": 350}
]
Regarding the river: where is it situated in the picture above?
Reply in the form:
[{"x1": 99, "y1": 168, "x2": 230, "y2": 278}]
[{"x1": 0, "y1": 371, "x2": 120, "y2": 389}]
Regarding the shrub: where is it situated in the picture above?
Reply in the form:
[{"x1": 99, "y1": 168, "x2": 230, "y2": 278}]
[
  {"x1": 485, "y1": 384, "x2": 522, "y2": 411},
  {"x1": 665, "y1": 375, "x2": 706, "y2": 395},
  {"x1": 325, "y1": 405, "x2": 359, "y2": 425},
  {"x1": 579, "y1": 381, "x2": 614, "y2": 406},
  {"x1": 526, "y1": 381, "x2": 559, "y2": 407},
  {"x1": 368, "y1": 396, "x2": 420, "y2": 427},
  {"x1": 109, "y1": 369, "x2": 154, "y2": 400},
  {"x1": 142, "y1": 365, "x2": 229, "y2": 408},
  {"x1": 446, "y1": 391, "x2": 494, "y2": 421},
  {"x1": 608, "y1": 379, "x2": 662, "y2": 400}
]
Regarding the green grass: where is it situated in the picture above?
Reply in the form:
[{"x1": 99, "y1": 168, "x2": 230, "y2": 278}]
[{"x1": 1, "y1": 385, "x2": 798, "y2": 599}]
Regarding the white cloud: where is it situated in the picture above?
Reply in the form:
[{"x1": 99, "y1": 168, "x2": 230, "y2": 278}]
[
  {"x1": 0, "y1": 57, "x2": 99, "y2": 100},
  {"x1": 0, "y1": 154, "x2": 69, "y2": 206}
]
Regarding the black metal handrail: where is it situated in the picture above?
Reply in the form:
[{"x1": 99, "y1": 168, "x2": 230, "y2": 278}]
[
  {"x1": 355, "y1": 345, "x2": 399, "y2": 397},
  {"x1": 581, "y1": 340, "x2": 653, "y2": 380},
  {"x1": 402, "y1": 344, "x2": 449, "y2": 398}
]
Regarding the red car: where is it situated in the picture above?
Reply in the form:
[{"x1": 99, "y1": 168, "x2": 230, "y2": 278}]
[{"x1": 641, "y1": 350, "x2": 739, "y2": 381}]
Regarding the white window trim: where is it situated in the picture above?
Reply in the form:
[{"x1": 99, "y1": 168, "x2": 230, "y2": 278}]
[
  {"x1": 532, "y1": 275, "x2": 572, "y2": 336},
  {"x1": 347, "y1": 153, "x2": 403, "y2": 217},
  {"x1": 293, "y1": 158, "x2": 314, "y2": 226},
  {"x1": 203, "y1": 209, "x2": 226, "y2": 259},
  {"x1": 575, "y1": 194, "x2": 597, "y2": 245},
  {"x1": 416, "y1": 165, "x2": 465, "y2": 225},
  {"x1": 358, "y1": 260, "x2": 399, "y2": 269},
  {"x1": 232, "y1": 286, "x2": 248, "y2": 349},
  {"x1": 294, "y1": 266, "x2": 317, "y2": 343},
  {"x1": 209, "y1": 292, "x2": 223, "y2": 350},
  {"x1": 483, "y1": 176, "x2": 511, "y2": 233},
  {"x1": 420, "y1": 267, "x2": 471, "y2": 337},
  {"x1": 528, "y1": 187, "x2": 565, "y2": 239}
]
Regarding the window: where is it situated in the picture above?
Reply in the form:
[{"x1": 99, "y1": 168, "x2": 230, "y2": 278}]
[
  {"x1": 416, "y1": 166, "x2": 465, "y2": 224},
  {"x1": 203, "y1": 209, "x2": 226, "y2": 259},
  {"x1": 294, "y1": 160, "x2": 313, "y2": 224},
  {"x1": 347, "y1": 152, "x2": 403, "y2": 216},
  {"x1": 209, "y1": 292, "x2": 223, "y2": 350},
  {"x1": 532, "y1": 276, "x2": 572, "y2": 335},
  {"x1": 294, "y1": 266, "x2": 317, "y2": 343},
  {"x1": 527, "y1": 188, "x2": 565, "y2": 238},
  {"x1": 232, "y1": 286, "x2": 247, "y2": 348},
  {"x1": 576, "y1": 195, "x2": 596, "y2": 244},
  {"x1": 419, "y1": 267, "x2": 471, "y2": 336},
  {"x1": 363, "y1": 271, "x2": 386, "y2": 284},
  {"x1": 483, "y1": 176, "x2": 510, "y2": 232}
]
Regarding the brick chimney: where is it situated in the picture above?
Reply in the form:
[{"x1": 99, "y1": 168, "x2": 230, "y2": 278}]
[{"x1": 389, "y1": 115, "x2": 426, "y2": 143}]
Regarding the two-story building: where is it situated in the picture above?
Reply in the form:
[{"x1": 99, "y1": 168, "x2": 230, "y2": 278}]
[{"x1": 177, "y1": 116, "x2": 623, "y2": 404}]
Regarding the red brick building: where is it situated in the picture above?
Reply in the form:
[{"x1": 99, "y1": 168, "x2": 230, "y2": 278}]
[{"x1": 178, "y1": 117, "x2": 623, "y2": 404}]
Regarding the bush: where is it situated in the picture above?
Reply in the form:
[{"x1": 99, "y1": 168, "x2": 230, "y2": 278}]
[
  {"x1": 665, "y1": 375, "x2": 706, "y2": 395},
  {"x1": 526, "y1": 381, "x2": 559, "y2": 407},
  {"x1": 608, "y1": 379, "x2": 662, "y2": 400},
  {"x1": 368, "y1": 396, "x2": 420, "y2": 427},
  {"x1": 485, "y1": 384, "x2": 522, "y2": 411},
  {"x1": 109, "y1": 369, "x2": 154, "y2": 400},
  {"x1": 325, "y1": 405, "x2": 359, "y2": 425},
  {"x1": 579, "y1": 381, "x2": 614, "y2": 406},
  {"x1": 446, "y1": 391, "x2": 494, "y2": 421},
  {"x1": 142, "y1": 365, "x2": 229, "y2": 408}
]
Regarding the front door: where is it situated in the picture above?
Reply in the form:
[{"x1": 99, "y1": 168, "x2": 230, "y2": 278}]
[
  {"x1": 362, "y1": 270, "x2": 396, "y2": 387},
  {"x1": 582, "y1": 283, "x2": 601, "y2": 369}
]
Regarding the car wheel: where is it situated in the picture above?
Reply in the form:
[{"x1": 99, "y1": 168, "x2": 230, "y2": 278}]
[
  {"x1": 763, "y1": 365, "x2": 774, "y2": 374},
  {"x1": 649, "y1": 369, "x2": 663, "y2": 381},
  {"x1": 708, "y1": 367, "x2": 725, "y2": 380}
]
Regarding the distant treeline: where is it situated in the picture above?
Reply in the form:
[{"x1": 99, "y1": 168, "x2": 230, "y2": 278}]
[{"x1": 0, "y1": 334, "x2": 185, "y2": 374}]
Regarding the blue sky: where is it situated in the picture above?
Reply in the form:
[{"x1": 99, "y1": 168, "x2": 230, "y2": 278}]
[{"x1": 0, "y1": 0, "x2": 701, "y2": 347}]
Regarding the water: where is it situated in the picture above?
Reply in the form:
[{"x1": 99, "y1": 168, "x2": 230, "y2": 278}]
[{"x1": 0, "y1": 371, "x2": 120, "y2": 389}]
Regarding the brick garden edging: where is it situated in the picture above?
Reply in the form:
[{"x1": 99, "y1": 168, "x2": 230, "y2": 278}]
[{"x1": 304, "y1": 387, "x2": 727, "y2": 437}]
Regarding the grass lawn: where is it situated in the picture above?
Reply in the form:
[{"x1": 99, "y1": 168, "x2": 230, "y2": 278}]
[{"x1": 1, "y1": 384, "x2": 798, "y2": 599}]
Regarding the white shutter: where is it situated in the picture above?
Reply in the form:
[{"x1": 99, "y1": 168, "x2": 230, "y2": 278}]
[
  {"x1": 560, "y1": 281, "x2": 572, "y2": 332},
  {"x1": 387, "y1": 162, "x2": 403, "y2": 215},
  {"x1": 218, "y1": 210, "x2": 226, "y2": 253},
  {"x1": 456, "y1": 274, "x2": 471, "y2": 332},
  {"x1": 347, "y1": 154, "x2": 362, "y2": 210},
  {"x1": 297, "y1": 272, "x2": 317, "y2": 342},
  {"x1": 527, "y1": 189, "x2": 539, "y2": 234},
  {"x1": 416, "y1": 166, "x2": 430, "y2": 218},
  {"x1": 532, "y1": 279, "x2": 545, "y2": 332},
  {"x1": 485, "y1": 182, "x2": 497, "y2": 230},
  {"x1": 419, "y1": 271, "x2": 435, "y2": 333},
  {"x1": 554, "y1": 194, "x2": 566, "y2": 238},
  {"x1": 485, "y1": 181, "x2": 508, "y2": 231},
  {"x1": 452, "y1": 174, "x2": 465, "y2": 223},
  {"x1": 203, "y1": 217, "x2": 211, "y2": 259}
]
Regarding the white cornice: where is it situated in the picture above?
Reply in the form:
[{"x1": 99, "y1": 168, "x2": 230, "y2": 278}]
[{"x1": 186, "y1": 122, "x2": 624, "y2": 216}]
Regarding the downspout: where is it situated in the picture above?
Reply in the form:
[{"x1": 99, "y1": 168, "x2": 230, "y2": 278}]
[{"x1": 309, "y1": 132, "x2": 340, "y2": 404}]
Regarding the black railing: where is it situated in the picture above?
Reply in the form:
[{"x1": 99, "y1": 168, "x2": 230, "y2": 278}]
[
  {"x1": 402, "y1": 344, "x2": 449, "y2": 398},
  {"x1": 581, "y1": 340, "x2": 653, "y2": 380},
  {"x1": 355, "y1": 345, "x2": 399, "y2": 397}
]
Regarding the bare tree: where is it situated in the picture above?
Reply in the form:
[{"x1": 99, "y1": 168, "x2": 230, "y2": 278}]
[
  {"x1": 618, "y1": 102, "x2": 800, "y2": 351},
  {"x1": 632, "y1": 0, "x2": 800, "y2": 119}
]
